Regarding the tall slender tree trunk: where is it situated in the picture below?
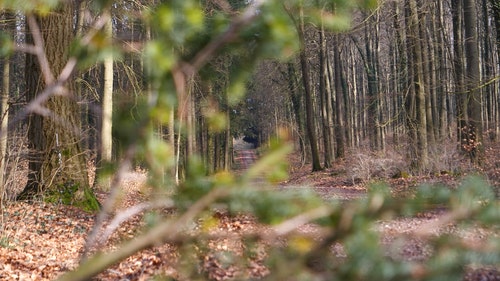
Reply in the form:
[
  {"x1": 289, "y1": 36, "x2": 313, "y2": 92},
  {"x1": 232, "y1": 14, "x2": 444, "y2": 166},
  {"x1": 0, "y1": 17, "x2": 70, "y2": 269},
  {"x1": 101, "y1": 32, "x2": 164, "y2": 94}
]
[
  {"x1": 288, "y1": 62, "x2": 306, "y2": 164},
  {"x1": 318, "y1": 22, "x2": 332, "y2": 168},
  {"x1": 414, "y1": 0, "x2": 428, "y2": 172},
  {"x1": 298, "y1": 7, "x2": 321, "y2": 172},
  {"x1": 481, "y1": 0, "x2": 492, "y2": 136},
  {"x1": 349, "y1": 49, "x2": 360, "y2": 147},
  {"x1": 489, "y1": 0, "x2": 500, "y2": 140},
  {"x1": 463, "y1": 0, "x2": 483, "y2": 163},
  {"x1": 452, "y1": 0, "x2": 467, "y2": 147},
  {"x1": 436, "y1": 1, "x2": 450, "y2": 139},
  {"x1": 405, "y1": 0, "x2": 428, "y2": 172},
  {"x1": 491, "y1": 0, "x2": 500, "y2": 65},
  {"x1": 186, "y1": 79, "x2": 196, "y2": 161},
  {"x1": 421, "y1": 6, "x2": 436, "y2": 146},
  {"x1": 96, "y1": 14, "x2": 114, "y2": 191},
  {"x1": 0, "y1": 55, "x2": 9, "y2": 191},
  {"x1": 332, "y1": 35, "x2": 345, "y2": 159},
  {"x1": 0, "y1": 11, "x2": 14, "y2": 192},
  {"x1": 224, "y1": 92, "x2": 231, "y2": 171},
  {"x1": 393, "y1": 1, "x2": 409, "y2": 144},
  {"x1": 364, "y1": 23, "x2": 380, "y2": 151}
]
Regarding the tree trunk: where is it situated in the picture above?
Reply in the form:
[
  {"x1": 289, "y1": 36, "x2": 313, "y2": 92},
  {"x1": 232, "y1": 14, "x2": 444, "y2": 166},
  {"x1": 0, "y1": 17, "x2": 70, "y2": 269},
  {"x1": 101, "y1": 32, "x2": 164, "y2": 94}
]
[
  {"x1": 318, "y1": 22, "x2": 332, "y2": 168},
  {"x1": 288, "y1": 62, "x2": 306, "y2": 164},
  {"x1": 491, "y1": 0, "x2": 500, "y2": 66},
  {"x1": 298, "y1": 8, "x2": 321, "y2": 172},
  {"x1": 463, "y1": 0, "x2": 483, "y2": 163},
  {"x1": 436, "y1": 1, "x2": 450, "y2": 139},
  {"x1": 421, "y1": 6, "x2": 436, "y2": 146},
  {"x1": 0, "y1": 11, "x2": 14, "y2": 192},
  {"x1": 224, "y1": 93, "x2": 231, "y2": 171},
  {"x1": 18, "y1": 2, "x2": 98, "y2": 210},
  {"x1": 393, "y1": 1, "x2": 409, "y2": 145},
  {"x1": 96, "y1": 14, "x2": 114, "y2": 191},
  {"x1": 332, "y1": 35, "x2": 345, "y2": 158},
  {"x1": 452, "y1": 0, "x2": 467, "y2": 148},
  {"x1": 405, "y1": 0, "x2": 428, "y2": 172},
  {"x1": 364, "y1": 22, "x2": 380, "y2": 151},
  {"x1": 488, "y1": 0, "x2": 500, "y2": 140},
  {"x1": 348, "y1": 48, "x2": 359, "y2": 147},
  {"x1": 0, "y1": 55, "x2": 9, "y2": 191}
]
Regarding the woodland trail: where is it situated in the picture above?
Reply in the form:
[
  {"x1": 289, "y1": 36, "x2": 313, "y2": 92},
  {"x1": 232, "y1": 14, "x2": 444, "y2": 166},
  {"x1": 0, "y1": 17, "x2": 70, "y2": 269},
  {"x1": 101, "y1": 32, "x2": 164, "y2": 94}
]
[
  {"x1": 231, "y1": 137, "x2": 366, "y2": 200},
  {"x1": 232, "y1": 138, "x2": 258, "y2": 172},
  {"x1": 233, "y1": 149, "x2": 257, "y2": 171}
]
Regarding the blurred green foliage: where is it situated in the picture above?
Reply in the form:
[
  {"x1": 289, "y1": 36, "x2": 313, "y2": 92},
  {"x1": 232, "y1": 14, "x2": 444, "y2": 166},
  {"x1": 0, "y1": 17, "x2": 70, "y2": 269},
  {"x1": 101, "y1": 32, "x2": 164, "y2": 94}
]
[
  {"x1": 0, "y1": 32, "x2": 13, "y2": 57},
  {"x1": 6, "y1": 0, "x2": 496, "y2": 279}
]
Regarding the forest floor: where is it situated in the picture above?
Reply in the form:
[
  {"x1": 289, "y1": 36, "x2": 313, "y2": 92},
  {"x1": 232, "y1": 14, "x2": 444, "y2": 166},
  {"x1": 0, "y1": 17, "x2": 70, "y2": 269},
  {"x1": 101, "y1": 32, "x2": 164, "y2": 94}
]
[{"x1": 0, "y1": 141, "x2": 499, "y2": 280}]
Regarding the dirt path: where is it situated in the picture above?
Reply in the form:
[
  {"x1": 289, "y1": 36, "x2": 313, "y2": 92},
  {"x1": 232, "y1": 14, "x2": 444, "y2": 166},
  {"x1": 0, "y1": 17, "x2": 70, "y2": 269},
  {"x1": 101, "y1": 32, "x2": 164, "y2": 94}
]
[{"x1": 233, "y1": 149, "x2": 257, "y2": 171}]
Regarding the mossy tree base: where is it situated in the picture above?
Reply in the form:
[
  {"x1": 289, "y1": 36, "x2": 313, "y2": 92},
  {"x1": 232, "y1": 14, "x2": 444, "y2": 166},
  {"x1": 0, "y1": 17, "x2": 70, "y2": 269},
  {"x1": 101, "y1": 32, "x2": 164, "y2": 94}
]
[
  {"x1": 18, "y1": 182, "x2": 100, "y2": 212},
  {"x1": 45, "y1": 183, "x2": 101, "y2": 212}
]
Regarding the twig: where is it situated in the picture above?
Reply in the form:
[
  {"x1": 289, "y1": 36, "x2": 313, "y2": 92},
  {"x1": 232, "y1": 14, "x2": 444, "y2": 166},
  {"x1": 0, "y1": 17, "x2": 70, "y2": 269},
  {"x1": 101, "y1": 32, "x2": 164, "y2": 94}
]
[
  {"x1": 412, "y1": 207, "x2": 477, "y2": 238},
  {"x1": 60, "y1": 187, "x2": 229, "y2": 281},
  {"x1": 272, "y1": 205, "x2": 332, "y2": 236},
  {"x1": 96, "y1": 199, "x2": 175, "y2": 247},
  {"x1": 81, "y1": 144, "x2": 136, "y2": 260},
  {"x1": 26, "y1": 14, "x2": 55, "y2": 85}
]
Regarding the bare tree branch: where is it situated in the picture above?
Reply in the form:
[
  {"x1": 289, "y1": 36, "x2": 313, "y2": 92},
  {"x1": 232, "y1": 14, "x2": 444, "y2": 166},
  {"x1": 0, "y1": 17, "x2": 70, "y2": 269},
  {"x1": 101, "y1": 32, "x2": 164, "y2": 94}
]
[
  {"x1": 95, "y1": 200, "x2": 175, "y2": 249},
  {"x1": 61, "y1": 187, "x2": 229, "y2": 281},
  {"x1": 26, "y1": 14, "x2": 56, "y2": 84}
]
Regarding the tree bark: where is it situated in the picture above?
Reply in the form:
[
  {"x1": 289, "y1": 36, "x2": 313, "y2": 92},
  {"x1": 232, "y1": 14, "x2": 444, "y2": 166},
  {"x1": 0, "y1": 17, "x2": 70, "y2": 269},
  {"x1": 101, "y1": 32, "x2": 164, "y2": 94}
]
[
  {"x1": 491, "y1": 0, "x2": 500, "y2": 66},
  {"x1": 436, "y1": 1, "x2": 450, "y2": 139},
  {"x1": 298, "y1": 7, "x2": 321, "y2": 172},
  {"x1": 452, "y1": 0, "x2": 468, "y2": 147},
  {"x1": 483, "y1": 0, "x2": 500, "y2": 141},
  {"x1": 0, "y1": 55, "x2": 9, "y2": 191},
  {"x1": 405, "y1": 0, "x2": 428, "y2": 172},
  {"x1": 96, "y1": 14, "x2": 114, "y2": 191},
  {"x1": 332, "y1": 35, "x2": 345, "y2": 159},
  {"x1": 463, "y1": 0, "x2": 483, "y2": 163},
  {"x1": 19, "y1": 2, "x2": 98, "y2": 210},
  {"x1": 318, "y1": 22, "x2": 333, "y2": 168},
  {"x1": 288, "y1": 62, "x2": 306, "y2": 164},
  {"x1": 0, "y1": 11, "x2": 14, "y2": 191},
  {"x1": 364, "y1": 22, "x2": 380, "y2": 151}
]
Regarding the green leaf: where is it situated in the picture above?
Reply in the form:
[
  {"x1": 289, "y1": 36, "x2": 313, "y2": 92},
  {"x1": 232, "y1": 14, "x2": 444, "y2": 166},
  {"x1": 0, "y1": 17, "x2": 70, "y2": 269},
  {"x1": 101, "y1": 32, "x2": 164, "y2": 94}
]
[
  {"x1": 452, "y1": 176, "x2": 495, "y2": 211},
  {"x1": 206, "y1": 111, "x2": 227, "y2": 132},
  {"x1": 91, "y1": 0, "x2": 114, "y2": 11},
  {"x1": 226, "y1": 79, "x2": 247, "y2": 106},
  {"x1": 321, "y1": 11, "x2": 352, "y2": 31},
  {"x1": 228, "y1": 188, "x2": 322, "y2": 225},
  {"x1": 144, "y1": 41, "x2": 176, "y2": 74},
  {"x1": 0, "y1": 0, "x2": 59, "y2": 13},
  {"x1": 70, "y1": 29, "x2": 120, "y2": 70},
  {"x1": 0, "y1": 33, "x2": 13, "y2": 57},
  {"x1": 362, "y1": 0, "x2": 379, "y2": 10},
  {"x1": 145, "y1": 135, "x2": 175, "y2": 173},
  {"x1": 153, "y1": 0, "x2": 204, "y2": 46}
]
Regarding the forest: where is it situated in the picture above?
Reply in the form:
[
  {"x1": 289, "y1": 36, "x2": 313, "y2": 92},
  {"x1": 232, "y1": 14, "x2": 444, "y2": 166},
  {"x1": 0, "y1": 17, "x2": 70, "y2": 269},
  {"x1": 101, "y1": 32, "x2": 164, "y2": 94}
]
[{"x1": 0, "y1": 0, "x2": 499, "y2": 280}]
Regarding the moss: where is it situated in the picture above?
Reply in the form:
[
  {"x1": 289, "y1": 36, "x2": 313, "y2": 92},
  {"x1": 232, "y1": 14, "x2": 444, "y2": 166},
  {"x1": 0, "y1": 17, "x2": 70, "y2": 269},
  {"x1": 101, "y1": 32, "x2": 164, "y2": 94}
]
[
  {"x1": 44, "y1": 183, "x2": 78, "y2": 205},
  {"x1": 400, "y1": 171, "x2": 410, "y2": 178},
  {"x1": 44, "y1": 182, "x2": 100, "y2": 212},
  {"x1": 81, "y1": 187, "x2": 101, "y2": 212}
]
